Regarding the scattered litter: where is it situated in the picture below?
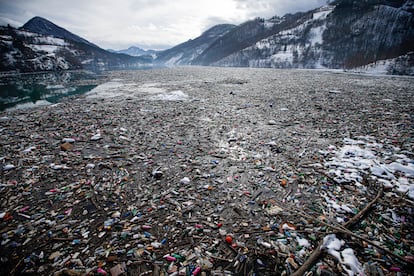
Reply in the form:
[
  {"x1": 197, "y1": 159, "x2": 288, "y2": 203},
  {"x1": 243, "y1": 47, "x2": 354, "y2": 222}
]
[
  {"x1": 324, "y1": 137, "x2": 414, "y2": 198},
  {"x1": 1, "y1": 68, "x2": 413, "y2": 275},
  {"x1": 322, "y1": 234, "x2": 363, "y2": 276}
]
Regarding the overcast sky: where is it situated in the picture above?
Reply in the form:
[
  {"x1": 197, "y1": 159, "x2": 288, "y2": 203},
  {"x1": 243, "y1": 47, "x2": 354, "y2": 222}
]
[{"x1": 0, "y1": 0, "x2": 327, "y2": 50}]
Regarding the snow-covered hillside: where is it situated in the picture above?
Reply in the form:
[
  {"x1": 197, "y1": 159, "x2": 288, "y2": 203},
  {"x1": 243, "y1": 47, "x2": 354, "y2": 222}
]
[
  {"x1": 155, "y1": 0, "x2": 413, "y2": 75},
  {"x1": 1, "y1": 1, "x2": 413, "y2": 74},
  {"x1": 0, "y1": 28, "x2": 74, "y2": 71},
  {"x1": 211, "y1": 2, "x2": 414, "y2": 72},
  {"x1": 0, "y1": 18, "x2": 152, "y2": 73},
  {"x1": 155, "y1": 24, "x2": 235, "y2": 66},
  {"x1": 213, "y1": 5, "x2": 335, "y2": 68}
]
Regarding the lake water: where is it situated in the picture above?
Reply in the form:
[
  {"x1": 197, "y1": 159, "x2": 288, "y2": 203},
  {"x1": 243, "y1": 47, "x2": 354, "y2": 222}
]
[{"x1": 0, "y1": 70, "x2": 106, "y2": 111}]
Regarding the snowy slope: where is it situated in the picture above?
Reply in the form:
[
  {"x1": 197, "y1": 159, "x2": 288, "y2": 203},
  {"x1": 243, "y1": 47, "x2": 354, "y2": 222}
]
[
  {"x1": 21, "y1": 16, "x2": 97, "y2": 48},
  {"x1": 155, "y1": 24, "x2": 236, "y2": 66},
  {"x1": 0, "y1": 28, "x2": 74, "y2": 71},
  {"x1": 1, "y1": 1, "x2": 413, "y2": 73},
  {"x1": 164, "y1": 0, "x2": 413, "y2": 74},
  {"x1": 214, "y1": 5, "x2": 334, "y2": 68},
  {"x1": 212, "y1": 2, "x2": 414, "y2": 71},
  {"x1": 0, "y1": 22, "x2": 152, "y2": 72}
]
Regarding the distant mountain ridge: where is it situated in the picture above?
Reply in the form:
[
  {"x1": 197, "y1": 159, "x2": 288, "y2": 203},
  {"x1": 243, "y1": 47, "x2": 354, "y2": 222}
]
[
  {"x1": 108, "y1": 46, "x2": 157, "y2": 57},
  {"x1": 0, "y1": 17, "x2": 151, "y2": 72},
  {"x1": 1, "y1": 0, "x2": 413, "y2": 74},
  {"x1": 20, "y1": 16, "x2": 97, "y2": 48},
  {"x1": 157, "y1": 0, "x2": 414, "y2": 74}
]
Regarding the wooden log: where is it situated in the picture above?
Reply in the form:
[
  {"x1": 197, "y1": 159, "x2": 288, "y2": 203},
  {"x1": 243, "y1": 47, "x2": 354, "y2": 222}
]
[{"x1": 291, "y1": 185, "x2": 384, "y2": 276}]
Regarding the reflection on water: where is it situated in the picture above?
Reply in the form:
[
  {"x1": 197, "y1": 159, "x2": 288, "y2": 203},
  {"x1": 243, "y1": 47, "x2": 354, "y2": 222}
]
[{"x1": 0, "y1": 70, "x2": 105, "y2": 111}]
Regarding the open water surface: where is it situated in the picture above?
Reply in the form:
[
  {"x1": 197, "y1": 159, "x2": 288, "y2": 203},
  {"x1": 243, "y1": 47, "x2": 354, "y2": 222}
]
[{"x1": 0, "y1": 70, "x2": 106, "y2": 111}]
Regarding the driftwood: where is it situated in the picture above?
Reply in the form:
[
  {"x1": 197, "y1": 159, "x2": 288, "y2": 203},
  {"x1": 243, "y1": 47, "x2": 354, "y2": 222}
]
[
  {"x1": 10, "y1": 257, "x2": 23, "y2": 276},
  {"x1": 343, "y1": 185, "x2": 383, "y2": 229},
  {"x1": 296, "y1": 207, "x2": 410, "y2": 264},
  {"x1": 291, "y1": 185, "x2": 384, "y2": 276}
]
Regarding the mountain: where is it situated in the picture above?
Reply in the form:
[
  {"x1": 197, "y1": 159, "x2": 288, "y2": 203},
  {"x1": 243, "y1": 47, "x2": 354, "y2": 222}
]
[
  {"x1": 1, "y1": 1, "x2": 413, "y2": 74},
  {"x1": 108, "y1": 46, "x2": 157, "y2": 57},
  {"x1": 154, "y1": 24, "x2": 236, "y2": 66},
  {"x1": 166, "y1": 0, "x2": 414, "y2": 74},
  {"x1": 0, "y1": 17, "x2": 152, "y2": 72},
  {"x1": 320, "y1": 0, "x2": 414, "y2": 68},
  {"x1": 21, "y1": 16, "x2": 97, "y2": 48},
  {"x1": 192, "y1": 13, "x2": 310, "y2": 66}
]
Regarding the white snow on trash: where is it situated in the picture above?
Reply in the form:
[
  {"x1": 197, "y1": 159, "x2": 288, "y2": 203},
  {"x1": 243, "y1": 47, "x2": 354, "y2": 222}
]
[
  {"x1": 22, "y1": 146, "x2": 37, "y2": 153},
  {"x1": 322, "y1": 234, "x2": 363, "y2": 276},
  {"x1": 149, "y1": 90, "x2": 189, "y2": 101},
  {"x1": 86, "y1": 80, "x2": 190, "y2": 102},
  {"x1": 323, "y1": 196, "x2": 355, "y2": 214},
  {"x1": 323, "y1": 137, "x2": 414, "y2": 198},
  {"x1": 3, "y1": 164, "x2": 15, "y2": 170},
  {"x1": 296, "y1": 237, "x2": 311, "y2": 248},
  {"x1": 136, "y1": 83, "x2": 166, "y2": 94}
]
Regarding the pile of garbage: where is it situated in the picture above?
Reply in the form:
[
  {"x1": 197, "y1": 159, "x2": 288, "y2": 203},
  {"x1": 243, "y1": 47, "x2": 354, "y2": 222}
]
[{"x1": 1, "y1": 68, "x2": 413, "y2": 275}]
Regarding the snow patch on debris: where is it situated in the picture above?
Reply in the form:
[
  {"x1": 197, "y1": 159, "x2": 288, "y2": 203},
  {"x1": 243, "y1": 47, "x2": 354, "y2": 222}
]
[
  {"x1": 87, "y1": 81, "x2": 174, "y2": 100},
  {"x1": 149, "y1": 90, "x2": 189, "y2": 101},
  {"x1": 136, "y1": 83, "x2": 166, "y2": 94},
  {"x1": 323, "y1": 137, "x2": 414, "y2": 198},
  {"x1": 323, "y1": 196, "x2": 355, "y2": 214},
  {"x1": 322, "y1": 234, "x2": 363, "y2": 276},
  {"x1": 296, "y1": 237, "x2": 310, "y2": 248}
]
